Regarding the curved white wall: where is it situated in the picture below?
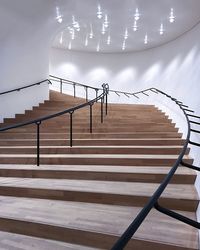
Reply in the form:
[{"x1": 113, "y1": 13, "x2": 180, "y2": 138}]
[{"x1": 50, "y1": 22, "x2": 200, "y2": 231}]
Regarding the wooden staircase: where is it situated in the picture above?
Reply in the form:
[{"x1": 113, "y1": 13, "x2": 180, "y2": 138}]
[{"x1": 0, "y1": 90, "x2": 198, "y2": 249}]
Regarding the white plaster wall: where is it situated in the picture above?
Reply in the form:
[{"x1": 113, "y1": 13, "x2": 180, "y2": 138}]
[
  {"x1": 0, "y1": 1, "x2": 50, "y2": 122},
  {"x1": 50, "y1": 22, "x2": 200, "y2": 236}
]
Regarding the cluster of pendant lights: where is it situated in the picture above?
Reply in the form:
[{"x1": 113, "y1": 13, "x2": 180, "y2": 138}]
[{"x1": 56, "y1": 6, "x2": 176, "y2": 52}]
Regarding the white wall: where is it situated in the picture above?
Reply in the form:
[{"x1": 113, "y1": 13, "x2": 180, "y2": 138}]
[
  {"x1": 0, "y1": 1, "x2": 51, "y2": 122},
  {"x1": 50, "y1": 22, "x2": 200, "y2": 234}
]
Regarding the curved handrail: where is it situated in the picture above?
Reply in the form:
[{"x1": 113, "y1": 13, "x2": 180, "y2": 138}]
[
  {"x1": 50, "y1": 75, "x2": 99, "y2": 91},
  {"x1": 0, "y1": 79, "x2": 51, "y2": 96},
  {"x1": 0, "y1": 77, "x2": 109, "y2": 165},
  {"x1": 111, "y1": 87, "x2": 200, "y2": 249},
  {"x1": 0, "y1": 88, "x2": 105, "y2": 132}
]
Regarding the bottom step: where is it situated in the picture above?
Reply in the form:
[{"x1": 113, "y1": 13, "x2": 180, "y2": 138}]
[
  {"x1": 0, "y1": 197, "x2": 198, "y2": 250},
  {"x1": 0, "y1": 231, "x2": 97, "y2": 250}
]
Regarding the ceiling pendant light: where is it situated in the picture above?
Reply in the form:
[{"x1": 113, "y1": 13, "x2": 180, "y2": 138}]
[
  {"x1": 89, "y1": 24, "x2": 94, "y2": 39},
  {"x1": 85, "y1": 35, "x2": 88, "y2": 46},
  {"x1": 97, "y1": 5, "x2": 102, "y2": 19},
  {"x1": 144, "y1": 34, "x2": 148, "y2": 44},
  {"x1": 68, "y1": 42, "x2": 72, "y2": 50},
  {"x1": 134, "y1": 8, "x2": 140, "y2": 21},
  {"x1": 122, "y1": 40, "x2": 126, "y2": 50},
  {"x1": 71, "y1": 29, "x2": 75, "y2": 40},
  {"x1": 107, "y1": 35, "x2": 111, "y2": 45},
  {"x1": 97, "y1": 43, "x2": 100, "y2": 52},
  {"x1": 104, "y1": 14, "x2": 109, "y2": 28},
  {"x1": 133, "y1": 20, "x2": 138, "y2": 31},
  {"x1": 102, "y1": 24, "x2": 106, "y2": 34},
  {"x1": 56, "y1": 7, "x2": 63, "y2": 23},
  {"x1": 124, "y1": 28, "x2": 128, "y2": 40},
  {"x1": 59, "y1": 33, "x2": 63, "y2": 44},
  {"x1": 169, "y1": 8, "x2": 175, "y2": 23},
  {"x1": 72, "y1": 15, "x2": 80, "y2": 31},
  {"x1": 159, "y1": 23, "x2": 164, "y2": 35}
]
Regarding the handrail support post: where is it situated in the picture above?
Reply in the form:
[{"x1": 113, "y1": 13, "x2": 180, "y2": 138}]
[
  {"x1": 69, "y1": 111, "x2": 74, "y2": 147},
  {"x1": 101, "y1": 97, "x2": 103, "y2": 123},
  {"x1": 36, "y1": 121, "x2": 41, "y2": 166},
  {"x1": 90, "y1": 103, "x2": 93, "y2": 133},
  {"x1": 60, "y1": 79, "x2": 63, "y2": 93}
]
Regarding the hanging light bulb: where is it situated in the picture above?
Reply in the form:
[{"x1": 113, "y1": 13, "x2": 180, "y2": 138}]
[
  {"x1": 144, "y1": 34, "x2": 148, "y2": 44},
  {"x1": 104, "y1": 14, "x2": 109, "y2": 28},
  {"x1": 124, "y1": 28, "x2": 128, "y2": 39},
  {"x1": 102, "y1": 24, "x2": 106, "y2": 34},
  {"x1": 56, "y1": 7, "x2": 63, "y2": 23},
  {"x1": 122, "y1": 40, "x2": 126, "y2": 50},
  {"x1": 169, "y1": 8, "x2": 175, "y2": 23},
  {"x1": 89, "y1": 24, "x2": 94, "y2": 38},
  {"x1": 97, "y1": 5, "x2": 102, "y2": 19},
  {"x1": 107, "y1": 35, "x2": 111, "y2": 45},
  {"x1": 85, "y1": 36, "x2": 88, "y2": 46},
  {"x1": 133, "y1": 20, "x2": 138, "y2": 31},
  {"x1": 59, "y1": 33, "x2": 63, "y2": 44},
  {"x1": 71, "y1": 29, "x2": 75, "y2": 40},
  {"x1": 134, "y1": 8, "x2": 140, "y2": 21},
  {"x1": 159, "y1": 23, "x2": 164, "y2": 35}
]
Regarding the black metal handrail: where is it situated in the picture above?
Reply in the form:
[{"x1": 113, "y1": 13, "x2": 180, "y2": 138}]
[
  {"x1": 0, "y1": 79, "x2": 51, "y2": 96},
  {"x1": 0, "y1": 77, "x2": 109, "y2": 166},
  {"x1": 50, "y1": 75, "x2": 100, "y2": 101},
  {"x1": 111, "y1": 87, "x2": 200, "y2": 250}
]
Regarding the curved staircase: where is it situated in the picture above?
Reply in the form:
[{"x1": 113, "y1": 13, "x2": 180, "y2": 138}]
[{"x1": 0, "y1": 90, "x2": 198, "y2": 249}]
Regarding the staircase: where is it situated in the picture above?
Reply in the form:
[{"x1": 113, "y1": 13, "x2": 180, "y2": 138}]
[{"x1": 0, "y1": 90, "x2": 198, "y2": 249}]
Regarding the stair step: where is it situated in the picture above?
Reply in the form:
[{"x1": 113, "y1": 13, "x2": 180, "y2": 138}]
[
  {"x1": 0, "y1": 138, "x2": 185, "y2": 146},
  {"x1": 0, "y1": 154, "x2": 193, "y2": 166},
  {"x1": 0, "y1": 197, "x2": 197, "y2": 249},
  {"x1": 0, "y1": 178, "x2": 197, "y2": 211},
  {"x1": 0, "y1": 231, "x2": 97, "y2": 250},
  {"x1": 0, "y1": 165, "x2": 196, "y2": 184},
  {"x1": 0, "y1": 146, "x2": 190, "y2": 155},
  {"x1": 0, "y1": 132, "x2": 183, "y2": 139}
]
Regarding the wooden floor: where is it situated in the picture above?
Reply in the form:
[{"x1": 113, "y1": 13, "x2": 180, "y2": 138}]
[{"x1": 0, "y1": 90, "x2": 198, "y2": 249}]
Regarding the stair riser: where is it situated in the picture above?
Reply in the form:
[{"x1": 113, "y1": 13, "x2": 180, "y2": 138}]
[
  {"x1": 1, "y1": 122, "x2": 176, "y2": 128},
  {"x1": 0, "y1": 132, "x2": 182, "y2": 139},
  {"x1": 3, "y1": 118, "x2": 172, "y2": 125},
  {"x1": 2, "y1": 127, "x2": 179, "y2": 133},
  {"x1": 0, "y1": 157, "x2": 193, "y2": 166},
  {"x1": 0, "y1": 217, "x2": 184, "y2": 250},
  {"x1": 0, "y1": 186, "x2": 196, "y2": 211},
  {"x1": 0, "y1": 148, "x2": 190, "y2": 155},
  {"x1": 0, "y1": 170, "x2": 195, "y2": 184},
  {"x1": 0, "y1": 139, "x2": 185, "y2": 146}
]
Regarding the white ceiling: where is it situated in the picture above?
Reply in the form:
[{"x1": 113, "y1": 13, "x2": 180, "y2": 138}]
[{"x1": 52, "y1": 0, "x2": 200, "y2": 53}]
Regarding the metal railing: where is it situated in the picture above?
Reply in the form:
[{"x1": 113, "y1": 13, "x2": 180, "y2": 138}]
[
  {"x1": 0, "y1": 77, "x2": 109, "y2": 166},
  {"x1": 0, "y1": 79, "x2": 51, "y2": 96},
  {"x1": 49, "y1": 75, "x2": 100, "y2": 101},
  {"x1": 110, "y1": 87, "x2": 200, "y2": 249},
  {"x1": 0, "y1": 76, "x2": 199, "y2": 248}
]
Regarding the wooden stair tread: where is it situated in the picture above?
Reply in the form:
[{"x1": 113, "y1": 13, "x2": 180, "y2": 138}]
[
  {"x1": 0, "y1": 177, "x2": 197, "y2": 201},
  {"x1": 0, "y1": 154, "x2": 191, "y2": 159},
  {"x1": 0, "y1": 164, "x2": 196, "y2": 184},
  {"x1": 0, "y1": 231, "x2": 97, "y2": 250},
  {"x1": 0, "y1": 164, "x2": 195, "y2": 175},
  {"x1": 0, "y1": 196, "x2": 197, "y2": 249}
]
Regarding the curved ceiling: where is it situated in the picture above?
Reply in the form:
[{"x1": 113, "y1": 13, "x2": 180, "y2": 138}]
[{"x1": 52, "y1": 0, "x2": 200, "y2": 53}]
